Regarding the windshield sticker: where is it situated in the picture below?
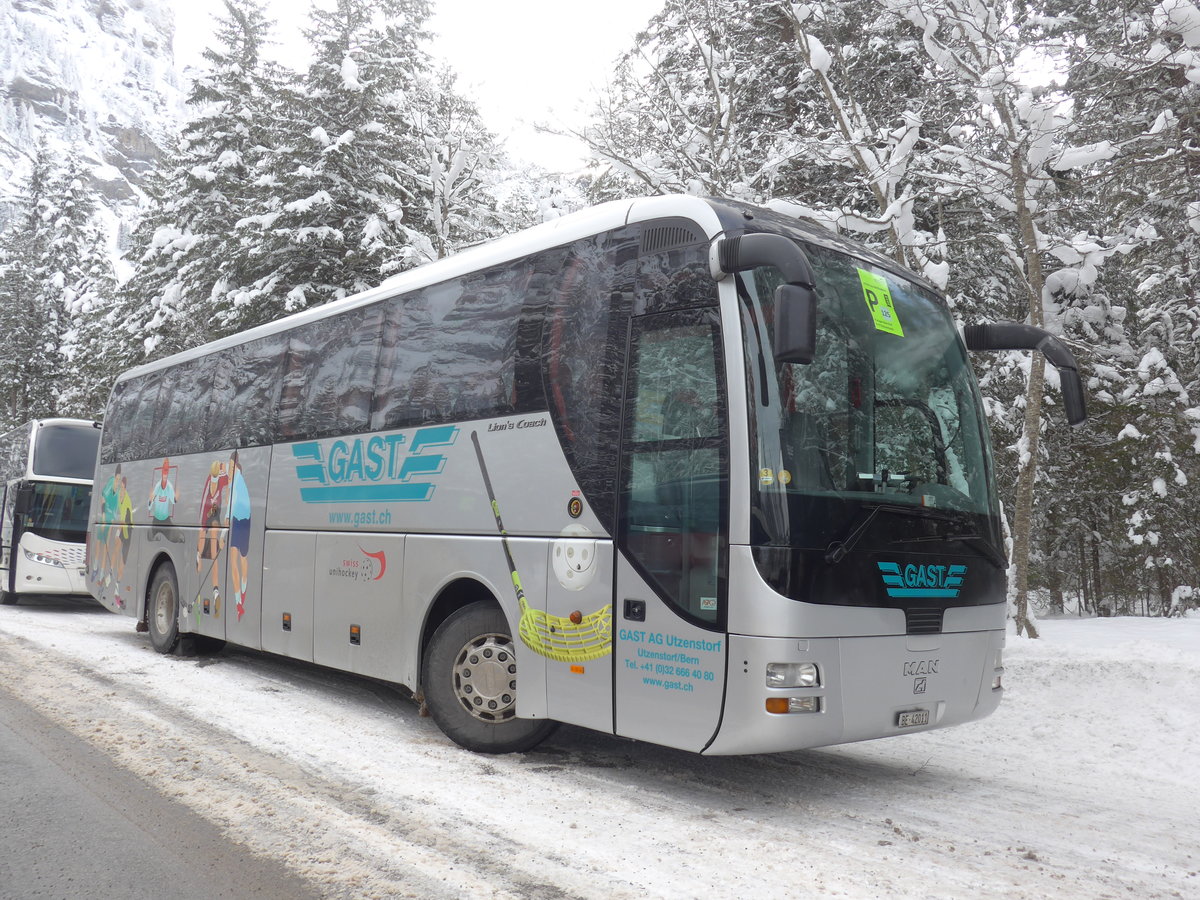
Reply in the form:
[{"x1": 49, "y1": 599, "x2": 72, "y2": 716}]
[{"x1": 858, "y1": 269, "x2": 904, "y2": 336}]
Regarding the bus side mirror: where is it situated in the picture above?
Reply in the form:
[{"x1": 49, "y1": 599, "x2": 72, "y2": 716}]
[
  {"x1": 13, "y1": 484, "x2": 32, "y2": 516},
  {"x1": 774, "y1": 283, "x2": 817, "y2": 365},
  {"x1": 712, "y1": 234, "x2": 819, "y2": 365},
  {"x1": 964, "y1": 322, "x2": 1087, "y2": 427}
]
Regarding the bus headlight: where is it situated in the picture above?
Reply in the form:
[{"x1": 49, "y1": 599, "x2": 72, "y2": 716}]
[
  {"x1": 766, "y1": 661, "x2": 819, "y2": 688},
  {"x1": 24, "y1": 549, "x2": 64, "y2": 568}
]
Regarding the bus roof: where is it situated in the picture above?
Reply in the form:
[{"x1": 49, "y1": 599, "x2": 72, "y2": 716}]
[
  {"x1": 111, "y1": 193, "x2": 928, "y2": 385},
  {"x1": 114, "y1": 196, "x2": 722, "y2": 383},
  {"x1": 0, "y1": 418, "x2": 100, "y2": 443}
]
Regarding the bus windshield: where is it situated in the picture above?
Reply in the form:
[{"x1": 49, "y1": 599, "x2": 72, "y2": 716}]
[
  {"x1": 739, "y1": 241, "x2": 1001, "y2": 558},
  {"x1": 25, "y1": 481, "x2": 93, "y2": 542},
  {"x1": 32, "y1": 423, "x2": 100, "y2": 480}
]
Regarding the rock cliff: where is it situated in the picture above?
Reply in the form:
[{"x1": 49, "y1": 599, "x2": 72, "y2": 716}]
[{"x1": 0, "y1": 0, "x2": 182, "y2": 215}]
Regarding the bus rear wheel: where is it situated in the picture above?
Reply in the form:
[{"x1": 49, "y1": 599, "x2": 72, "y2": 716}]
[
  {"x1": 147, "y1": 564, "x2": 181, "y2": 654},
  {"x1": 0, "y1": 590, "x2": 16, "y2": 605},
  {"x1": 422, "y1": 601, "x2": 556, "y2": 754}
]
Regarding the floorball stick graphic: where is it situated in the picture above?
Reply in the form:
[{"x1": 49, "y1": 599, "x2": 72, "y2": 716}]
[{"x1": 470, "y1": 430, "x2": 611, "y2": 663}]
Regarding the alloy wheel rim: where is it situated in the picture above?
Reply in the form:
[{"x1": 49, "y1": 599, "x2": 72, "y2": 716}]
[{"x1": 452, "y1": 633, "x2": 517, "y2": 722}]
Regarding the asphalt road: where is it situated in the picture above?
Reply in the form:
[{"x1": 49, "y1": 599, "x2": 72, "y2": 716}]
[{"x1": 0, "y1": 682, "x2": 320, "y2": 900}]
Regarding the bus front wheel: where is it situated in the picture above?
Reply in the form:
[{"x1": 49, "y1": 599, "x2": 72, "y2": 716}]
[
  {"x1": 0, "y1": 590, "x2": 16, "y2": 605},
  {"x1": 422, "y1": 601, "x2": 556, "y2": 754},
  {"x1": 147, "y1": 564, "x2": 181, "y2": 654}
]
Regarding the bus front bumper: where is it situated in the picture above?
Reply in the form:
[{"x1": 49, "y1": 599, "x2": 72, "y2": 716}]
[
  {"x1": 17, "y1": 550, "x2": 90, "y2": 596},
  {"x1": 703, "y1": 629, "x2": 1005, "y2": 755}
]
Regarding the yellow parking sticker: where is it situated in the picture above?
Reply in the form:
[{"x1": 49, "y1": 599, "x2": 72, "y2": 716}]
[{"x1": 858, "y1": 269, "x2": 904, "y2": 336}]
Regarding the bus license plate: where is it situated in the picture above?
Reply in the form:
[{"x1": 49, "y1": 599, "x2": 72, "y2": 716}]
[{"x1": 897, "y1": 710, "x2": 930, "y2": 728}]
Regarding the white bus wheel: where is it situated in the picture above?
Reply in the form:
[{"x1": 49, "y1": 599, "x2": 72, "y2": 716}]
[
  {"x1": 147, "y1": 564, "x2": 181, "y2": 654},
  {"x1": 422, "y1": 601, "x2": 556, "y2": 754}
]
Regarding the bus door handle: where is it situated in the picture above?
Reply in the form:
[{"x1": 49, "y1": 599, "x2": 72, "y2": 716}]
[{"x1": 623, "y1": 598, "x2": 646, "y2": 622}]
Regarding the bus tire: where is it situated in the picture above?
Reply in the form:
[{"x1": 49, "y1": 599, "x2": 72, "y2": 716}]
[
  {"x1": 422, "y1": 600, "x2": 556, "y2": 754},
  {"x1": 0, "y1": 591, "x2": 16, "y2": 605},
  {"x1": 147, "y1": 564, "x2": 181, "y2": 654}
]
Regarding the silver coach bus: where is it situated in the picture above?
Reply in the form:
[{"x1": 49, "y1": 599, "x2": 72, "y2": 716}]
[
  {"x1": 87, "y1": 196, "x2": 1085, "y2": 754},
  {"x1": 1, "y1": 418, "x2": 100, "y2": 604}
]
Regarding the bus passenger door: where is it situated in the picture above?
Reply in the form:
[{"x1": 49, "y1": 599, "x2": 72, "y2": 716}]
[{"x1": 614, "y1": 309, "x2": 729, "y2": 752}]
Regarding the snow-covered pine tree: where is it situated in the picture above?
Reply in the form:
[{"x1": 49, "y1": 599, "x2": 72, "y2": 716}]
[
  {"x1": 577, "y1": 0, "x2": 961, "y2": 279},
  {"x1": 231, "y1": 0, "x2": 435, "y2": 327},
  {"x1": 40, "y1": 149, "x2": 117, "y2": 419},
  {"x1": 1051, "y1": 0, "x2": 1200, "y2": 613},
  {"x1": 401, "y1": 66, "x2": 512, "y2": 261},
  {"x1": 777, "y1": 1, "x2": 968, "y2": 281},
  {"x1": 0, "y1": 142, "x2": 120, "y2": 425},
  {"x1": 0, "y1": 146, "x2": 57, "y2": 426},
  {"x1": 579, "y1": 0, "x2": 1200, "y2": 623},
  {"x1": 579, "y1": 0, "x2": 800, "y2": 201},
  {"x1": 118, "y1": 0, "x2": 286, "y2": 360}
]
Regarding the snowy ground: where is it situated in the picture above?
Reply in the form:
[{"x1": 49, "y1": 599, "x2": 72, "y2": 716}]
[{"x1": 0, "y1": 598, "x2": 1196, "y2": 899}]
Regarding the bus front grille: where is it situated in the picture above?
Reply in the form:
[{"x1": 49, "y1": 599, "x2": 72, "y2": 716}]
[{"x1": 905, "y1": 607, "x2": 944, "y2": 634}]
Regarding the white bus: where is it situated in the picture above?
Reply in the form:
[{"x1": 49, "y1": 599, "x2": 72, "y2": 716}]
[
  {"x1": 1, "y1": 419, "x2": 101, "y2": 604},
  {"x1": 87, "y1": 196, "x2": 1085, "y2": 754}
]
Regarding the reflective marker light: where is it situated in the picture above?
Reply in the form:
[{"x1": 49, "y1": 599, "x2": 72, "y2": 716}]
[
  {"x1": 766, "y1": 661, "x2": 819, "y2": 688},
  {"x1": 765, "y1": 696, "x2": 822, "y2": 715}
]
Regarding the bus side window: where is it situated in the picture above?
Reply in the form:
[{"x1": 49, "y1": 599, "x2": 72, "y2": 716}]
[
  {"x1": 100, "y1": 379, "x2": 142, "y2": 465},
  {"x1": 205, "y1": 334, "x2": 287, "y2": 450},
  {"x1": 542, "y1": 231, "x2": 637, "y2": 532},
  {"x1": 126, "y1": 373, "x2": 164, "y2": 461},
  {"x1": 276, "y1": 306, "x2": 383, "y2": 443},
  {"x1": 371, "y1": 259, "x2": 530, "y2": 432},
  {"x1": 635, "y1": 243, "x2": 718, "y2": 315},
  {"x1": 158, "y1": 358, "x2": 215, "y2": 457}
]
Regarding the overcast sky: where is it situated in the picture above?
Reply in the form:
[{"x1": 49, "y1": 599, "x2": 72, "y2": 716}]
[{"x1": 172, "y1": 0, "x2": 661, "y2": 171}]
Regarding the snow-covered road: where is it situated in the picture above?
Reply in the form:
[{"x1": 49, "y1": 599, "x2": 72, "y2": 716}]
[{"x1": 1, "y1": 597, "x2": 1196, "y2": 899}]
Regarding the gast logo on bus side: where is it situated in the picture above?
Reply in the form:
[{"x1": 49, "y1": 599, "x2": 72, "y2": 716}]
[
  {"x1": 877, "y1": 562, "x2": 967, "y2": 599},
  {"x1": 291, "y1": 425, "x2": 459, "y2": 503}
]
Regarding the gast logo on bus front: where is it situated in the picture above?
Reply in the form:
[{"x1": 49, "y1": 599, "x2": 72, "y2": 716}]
[
  {"x1": 291, "y1": 426, "x2": 459, "y2": 503},
  {"x1": 877, "y1": 562, "x2": 967, "y2": 599}
]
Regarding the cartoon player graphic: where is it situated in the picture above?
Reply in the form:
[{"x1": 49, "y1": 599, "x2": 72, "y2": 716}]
[
  {"x1": 196, "y1": 459, "x2": 228, "y2": 617},
  {"x1": 147, "y1": 458, "x2": 184, "y2": 543},
  {"x1": 227, "y1": 450, "x2": 251, "y2": 621},
  {"x1": 103, "y1": 466, "x2": 134, "y2": 609},
  {"x1": 90, "y1": 465, "x2": 118, "y2": 592}
]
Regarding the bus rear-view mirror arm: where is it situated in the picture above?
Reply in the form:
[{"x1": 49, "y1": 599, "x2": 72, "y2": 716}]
[
  {"x1": 712, "y1": 234, "x2": 818, "y2": 365},
  {"x1": 963, "y1": 322, "x2": 1088, "y2": 427}
]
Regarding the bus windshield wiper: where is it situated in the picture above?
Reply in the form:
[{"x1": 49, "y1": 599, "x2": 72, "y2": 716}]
[
  {"x1": 824, "y1": 503, "x2": 912, "y2": 564},
  {"x1": 824, "y1": 503, "x2": 998, "y2": 566},
  {"x1": 892, "y1": 530, "x2": 1008, "y2": 570}
]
